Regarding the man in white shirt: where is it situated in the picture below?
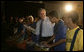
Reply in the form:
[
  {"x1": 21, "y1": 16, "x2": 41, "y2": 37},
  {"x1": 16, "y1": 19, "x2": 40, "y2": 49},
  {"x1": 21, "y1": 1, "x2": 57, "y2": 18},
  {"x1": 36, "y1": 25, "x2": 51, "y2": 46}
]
[{"x1": 35, "y1": 8, "x2": 54, "y2": 43}]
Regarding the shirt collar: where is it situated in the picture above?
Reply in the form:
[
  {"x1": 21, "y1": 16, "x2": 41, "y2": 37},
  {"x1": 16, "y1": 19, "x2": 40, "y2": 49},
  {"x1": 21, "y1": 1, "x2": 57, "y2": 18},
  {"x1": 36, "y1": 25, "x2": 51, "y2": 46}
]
[
  {"x1": 41, "y1": 16, "x2": 47, "y2": 21},
  {"x1": 68, "y1": 26, "x2": 79, "y2": 32}
]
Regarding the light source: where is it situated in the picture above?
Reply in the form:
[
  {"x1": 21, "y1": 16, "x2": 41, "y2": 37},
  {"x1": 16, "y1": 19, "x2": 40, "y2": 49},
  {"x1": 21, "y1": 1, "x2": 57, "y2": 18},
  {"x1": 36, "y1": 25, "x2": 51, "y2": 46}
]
[{"x1": 65, "y1": 4, "x2": 73, "y2": 12}]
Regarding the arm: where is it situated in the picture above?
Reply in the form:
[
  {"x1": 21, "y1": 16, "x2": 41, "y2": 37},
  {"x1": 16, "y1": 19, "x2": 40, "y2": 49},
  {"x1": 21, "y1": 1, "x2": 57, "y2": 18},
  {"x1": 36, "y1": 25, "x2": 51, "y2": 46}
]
[
  {"x1": 45, "y1": 39, "x2": 66, "y2": 48},
  {"x1": 47, "y1": 22, "x2": 66, "y2": 47},
  {"x1": 51, "y1": 39, "x2": 66, "y2": 47},
  {"x1": 41, "y1": 35, "x2": 55, "y2": 44},
  {"x1": 35, "y1": 20, "x2": 40, "y2": 35},
  {"x1": 47, "y1": 35, "x2": 55, "y2": 44}
]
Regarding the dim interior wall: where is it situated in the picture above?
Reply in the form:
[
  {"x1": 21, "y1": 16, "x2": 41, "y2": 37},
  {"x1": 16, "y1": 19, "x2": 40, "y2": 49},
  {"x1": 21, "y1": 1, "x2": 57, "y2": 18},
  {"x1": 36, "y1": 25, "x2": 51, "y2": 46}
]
[
  {"x1": 44, "y1": 1, "x2": 83, "y2": 26},
  {"x1": 1, "y1": 1, "x2": 5, "y2": 17},
  {"x1": 2, "y1": 1, "x2": 45, "y2": 21},
  {"x1": 76, "y1": 1, "x2": 83, "y2": 26},
  {"x1": 44, "y1": 2, "x2": 63, "y2": 18}
]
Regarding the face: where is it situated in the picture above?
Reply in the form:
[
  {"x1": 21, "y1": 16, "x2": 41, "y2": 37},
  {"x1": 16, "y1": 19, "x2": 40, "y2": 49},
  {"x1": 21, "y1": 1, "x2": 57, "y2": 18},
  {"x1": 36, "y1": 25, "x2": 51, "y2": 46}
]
[
  {"x1": 19, "y1": 18, "x2": 23, "y2": 23},
  {"x1": 29, "y1": 17, "x2": 33, "y2": 23},
  {"x1": 62, "y1": 16, "x2": 70, "y2": 27},
  {"x1": 49, "y1": 16, "x2": 56, "y2": 23},
  {"x1": 39, "y1": 9, "x2": 46, "y2": 20}
]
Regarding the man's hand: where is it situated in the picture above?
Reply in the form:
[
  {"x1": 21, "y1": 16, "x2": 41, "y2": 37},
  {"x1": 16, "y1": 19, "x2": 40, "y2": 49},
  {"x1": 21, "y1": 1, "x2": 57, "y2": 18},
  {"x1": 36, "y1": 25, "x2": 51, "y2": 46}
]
[
  {"x1": 40, "y1": 41, "x2": 48, "y2": 45},
  {"x1": 44, "y1": 44, "x2": 53, "y2": 48}
]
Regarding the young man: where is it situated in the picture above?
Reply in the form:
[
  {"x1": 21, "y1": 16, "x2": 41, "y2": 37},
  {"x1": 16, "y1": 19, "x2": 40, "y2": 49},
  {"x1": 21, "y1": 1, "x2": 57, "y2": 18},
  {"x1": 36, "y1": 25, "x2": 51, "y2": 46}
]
[
  {"x1": 41, "y1": 11, "x2": 67, "y2": 51},
  {"x1": 62, "y1": 11, "x2": 83, "y2": 51}
]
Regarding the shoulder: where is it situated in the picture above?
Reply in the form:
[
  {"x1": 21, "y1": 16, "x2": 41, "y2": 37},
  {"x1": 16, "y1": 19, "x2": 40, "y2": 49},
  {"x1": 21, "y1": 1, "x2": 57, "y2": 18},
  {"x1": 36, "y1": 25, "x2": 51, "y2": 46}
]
[
  {"x1": 45, "y1": 16, "x2": 51, "y2": 24},
  {"x1": 78, "y1": 29, "x2": 83, "y2": 35},
  {"x1": 79, "y1": 29, "x2": 83, "y2": 32},
  {"x1": 58, "y1": 20, "x2": 65, "y2": 27},
  {"x1": 76, "y1": 29, "x2": 83, "y2": 39},
  {"x1": 59, "y1": 20, "x2": 64, "y2": 24},
  {"x1": 46, "y1": 16, "x2": 50, "y2": 21},
  {"x1": 36, "y1": 20, "x2": 41, "y2": 25}
]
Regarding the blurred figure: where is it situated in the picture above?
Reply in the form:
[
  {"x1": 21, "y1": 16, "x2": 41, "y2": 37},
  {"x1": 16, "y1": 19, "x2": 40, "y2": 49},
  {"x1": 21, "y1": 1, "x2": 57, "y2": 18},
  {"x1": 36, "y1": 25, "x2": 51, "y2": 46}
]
[
  {"x1": 13, "y1": 16, "x2": 19, "y2": 34},
  {"x1": 25, "y1": 16, "x2": 29, "y2": 20},
  {"x1": 31, "y1": 17, "x2": 39, "y2": 42},
  {"x1": 24, "y1": 15, "x2": 36, "y2": 51},
  {"x1": 17, "y1": 17, "x2": 27, "y2": 43},
  {"x1": 63, "y1": 11, "x2": 83, "y2": 51},
  {"x1": 28, "y1": 16, "x2": 40, "y2": 42},
  {"x1": 9, "y1": 16, "x2": 14, "y2": 24},
  {"x1": 28, "y1": 15, "x2": 34, "y2": 24},
  {"x1": 32, "y1": 17, "x2": 40, "y2": 29},
  {"x1": 41, "y1": 11, "x2": 67, "y2": 51},
  {"x1": 35, "y1": 8, "x2": 54, "y2": 43},
  {"x1": 15, "y1": 16, "x2": 18, "y2": 23},
  {"x1": 24, "y1": 15, "x2": 34, "y2": 40}
]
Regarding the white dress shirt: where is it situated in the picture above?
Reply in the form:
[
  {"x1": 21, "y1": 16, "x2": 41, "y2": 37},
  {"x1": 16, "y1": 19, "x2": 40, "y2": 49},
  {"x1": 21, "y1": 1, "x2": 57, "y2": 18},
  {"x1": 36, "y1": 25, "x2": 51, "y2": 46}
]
[{"x1": 35, "y1": 16, "x2": 55, "y2": 37}]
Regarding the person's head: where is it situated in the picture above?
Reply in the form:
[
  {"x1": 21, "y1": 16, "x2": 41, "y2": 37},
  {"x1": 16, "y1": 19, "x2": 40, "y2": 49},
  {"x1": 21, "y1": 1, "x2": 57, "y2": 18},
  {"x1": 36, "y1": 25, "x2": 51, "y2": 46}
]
[
  {"x1": 18, "y1": 17, "x2": 24, "y2": 23},
  {"x1": 38, "y1": 8, "x2": 46, "y2": 20},
  {"x1": 10, "y1": 16, "x2": 13, "y2": 21},
  {"x1": 28, "y1": 15, "x2": 34, "y2": 23},
  {"x1": 48, "y1": 10, "x2": 59, "y2": 23},
  {"x1": 62, "y1": 11, "x2": 79, "y2": 27}
]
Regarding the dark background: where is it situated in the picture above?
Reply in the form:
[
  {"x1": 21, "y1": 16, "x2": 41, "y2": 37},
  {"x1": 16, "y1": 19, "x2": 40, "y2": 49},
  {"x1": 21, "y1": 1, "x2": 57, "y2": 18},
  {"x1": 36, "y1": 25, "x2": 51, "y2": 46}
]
[
  {"x1": 1, "y1": 1, "x2": 45, "y2": 22},
  {"x1": 1, "y1": 1, "x2": 45, "y2": 51}
]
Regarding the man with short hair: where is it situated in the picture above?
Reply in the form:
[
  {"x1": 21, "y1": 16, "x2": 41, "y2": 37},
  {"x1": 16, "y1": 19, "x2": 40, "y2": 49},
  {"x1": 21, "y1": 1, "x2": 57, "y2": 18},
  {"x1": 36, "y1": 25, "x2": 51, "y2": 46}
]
[{"x1": 35, "y1": 8, "x2": 54, "y2": 43}]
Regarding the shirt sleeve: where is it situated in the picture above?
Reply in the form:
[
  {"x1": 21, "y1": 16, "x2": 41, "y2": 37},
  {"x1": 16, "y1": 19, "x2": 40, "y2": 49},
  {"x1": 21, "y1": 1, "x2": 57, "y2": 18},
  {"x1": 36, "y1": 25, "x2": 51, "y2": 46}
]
[{"x1": 35, "y1": 20, "x2": 40, "y2": 35}]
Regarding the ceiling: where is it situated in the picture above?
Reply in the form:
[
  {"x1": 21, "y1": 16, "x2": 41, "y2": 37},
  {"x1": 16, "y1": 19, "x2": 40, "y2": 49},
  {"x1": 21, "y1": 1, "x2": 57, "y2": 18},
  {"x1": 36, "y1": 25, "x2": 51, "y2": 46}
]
[{"x1": 24, "y1": 1, "x2": 63, "y2": 4}]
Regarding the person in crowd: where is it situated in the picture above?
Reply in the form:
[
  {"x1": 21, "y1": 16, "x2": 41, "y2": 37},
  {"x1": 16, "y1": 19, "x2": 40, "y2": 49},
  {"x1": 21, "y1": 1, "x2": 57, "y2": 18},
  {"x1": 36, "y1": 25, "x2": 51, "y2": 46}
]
[
  {"x1": 31, "y1": 17, "x2": 40, "y2": 42},
  {"x1": 31, "y1": 17, "x2": 40, "y2": 29},
  {"x1": 41, "y1": 11, "x2": 67, "y2": 51},
  {"x1": 27, "y1": 16, "x2": 40, "y2": 42},
  {"x1": 13, "y1": 16, "x2": 19, "y2": 34},
  {"x1": 24, "y1": 15, "x2": 34, "y2": 41},
  {"x1": 9, "y1": 16, "x2": 14, "y2": 24},
  {"x1": 17, "y1": 17, "x2": 27, "y2": 43},
  {"x1": 35, "y1": 8, "x2": 54, "y2": 44},
  {"x1": 14, "y1": 16, "x2": 18, "y2": 24},
  {"x1": 62, "y1": 11, "x2": 83, "y2": 51}
]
